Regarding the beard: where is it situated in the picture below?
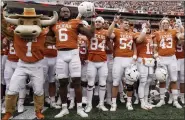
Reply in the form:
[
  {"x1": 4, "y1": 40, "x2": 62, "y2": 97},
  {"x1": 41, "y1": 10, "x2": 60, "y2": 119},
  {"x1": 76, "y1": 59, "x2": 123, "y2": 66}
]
[{"x1": 60, "y1": 16, "x2": 70, "y2": 21}]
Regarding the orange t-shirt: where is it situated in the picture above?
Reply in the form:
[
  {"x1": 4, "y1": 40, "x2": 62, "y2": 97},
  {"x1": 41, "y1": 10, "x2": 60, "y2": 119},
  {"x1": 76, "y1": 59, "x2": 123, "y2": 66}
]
[
  {"x1": 14, "y1": 28, "x2": 48, "y2": 63},
  {"x1": 8, "y1": 41, "x2": 19, "y2": 62},
  {"x1": 154, "y1": 29, "x2": 177, "y2": 56},
  {"x1": 88, "y1": 29, "x2": 107, "y2": 62},
  {"x1": 113, "y1": 28, "x2": 136, "y2": 57},
  {"x1": 52, "y1": 19, "x2": 81, "y2": 49},
  {"x1": 78, "y1": 34, "x2": 89, "y2": 60},
  {"x1": 136, "y1": 33, "x2": 154, "y2": 58},
  {"x1": 176, "y1": 44, "x2": 185, "y2": 59}
]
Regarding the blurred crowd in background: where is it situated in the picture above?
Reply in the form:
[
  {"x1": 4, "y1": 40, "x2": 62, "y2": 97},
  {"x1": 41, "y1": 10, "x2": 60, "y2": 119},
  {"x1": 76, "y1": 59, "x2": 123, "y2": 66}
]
[{"x1": 14, "y1": 0, "x2": 184, "y2": 15}]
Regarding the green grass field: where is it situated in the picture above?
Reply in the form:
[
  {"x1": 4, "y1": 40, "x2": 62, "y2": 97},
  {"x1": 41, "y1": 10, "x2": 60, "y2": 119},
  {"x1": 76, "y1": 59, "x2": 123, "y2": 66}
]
[
  {"x1": 1, "y1": 95, "x2": 184, "y2": 120},
  {"x1": 44, "y1": 97, "x2": 184, "y2": 120}
]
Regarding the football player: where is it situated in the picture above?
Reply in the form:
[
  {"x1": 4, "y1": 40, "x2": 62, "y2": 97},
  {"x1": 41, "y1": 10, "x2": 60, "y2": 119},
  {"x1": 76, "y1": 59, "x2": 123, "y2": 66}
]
[
  {"x1": 136, "y1": 22, "x2": 156, "y2": 110},
  {"x1": 1, "y1": 10, "x2": 9, "y2": 111},
  {"x1": 153, "y1": 17, "x2": 184, "y2": 108},
  {"x1": 3, "y1": 24, "x2": 27, "y2": 113},
  {"x1": 43, "y1": 34, "x2": 61, "y2": 109},
  {"x1": 107, "y1": 16, "x2": 145, "y2": 111},
  {"x1": 1, "y1": 36, "x2": 8, "y2": 113},
  {"x1": 78, "y1": 20, "x2": 89, "y2": 105},
  {"x1": 103, "y1": 20, "x2": 125, "y2": 105},
  {"x1": 174, "y1": 20, "x2": 184, "y2": 104},
  {"x1": 50, "y1": 7, "x2": 94, "y2": 118},
  {"x1": 68, "y1": 21, "x2": 89, "y2": 109},
  {"x1": 85, "y1": 16, "x2": 109, "y2": 112}
]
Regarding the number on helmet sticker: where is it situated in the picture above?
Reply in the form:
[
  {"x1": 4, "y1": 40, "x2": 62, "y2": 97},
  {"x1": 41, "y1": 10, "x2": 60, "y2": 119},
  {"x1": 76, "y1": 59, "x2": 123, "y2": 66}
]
[
  {"x1": 9, "y1": 43, "x2": 16, "y2": 54},
  {"x1": 120, "y1": 38, "x2": 133, "y2": 50},
  {"x1": 177, "y1": 44, "x2": 183, "y2": 52},
  {"x1": 59, "y1": 28, "x2": 68, "y2": 41},
  {"x1": 90, "y1": 38, "x2": 105, "y2": 51},
  {"x1": 160, "y1": 37, "x2": 173, "y2": 49},
  {"x1": 26, "y1": 42, "x2": 32, "y2": 57}
]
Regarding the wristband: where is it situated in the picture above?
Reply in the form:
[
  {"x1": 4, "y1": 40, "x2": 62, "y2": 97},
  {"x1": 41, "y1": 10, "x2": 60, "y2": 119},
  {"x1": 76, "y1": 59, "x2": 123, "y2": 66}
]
[
  {"x1": 156, "y1": 57, "x2": 160, "y2": 61},
  {"x1": 133, "y1": 55, "x2": 137, "y2": 60},
  {"x1": 154, "y1": 53, "x2": 159, "y2": 58},
  {"x1": 151, "y1": 44, "x2": 157, "y2": 47}
]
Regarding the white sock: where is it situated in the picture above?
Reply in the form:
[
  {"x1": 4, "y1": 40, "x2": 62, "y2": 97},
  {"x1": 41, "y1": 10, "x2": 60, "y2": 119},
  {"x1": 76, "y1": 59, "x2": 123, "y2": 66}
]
[
  {"x1": 144, "y1": 82, "x2": 150, "y2": 98},
  {"x1": 19, "y1": 88, "x2": 26, "y2": 105},
  {"x1": 77, "y1": 103, "x2": 82, "y2": 108},
  {"x1": 138, "y1": 81, "x2": 146, "y2": 99},
  {"x1": 180, "y1": 93, "x2": 184, "y2": 98},
  {"x1": 169, "y1": 93, "x2": 173, "y2": 99},
  {"x1": 50, "y1": 96, "x2": 55, "y2": 102},
  {"x1": 172, "y1": 89, "x2": 178, "y2": 101},
  {"x1": 62, "y1": 103, "x2": 67, "y2": 108},
  {"x1": 144, "y1": 96, "x2": 148, "y2": 104},
  {"x1": 99, "y1": 86, "x2": 106, "y2": 105},
  {"x1": 140, "y1": 98, "x2": 145, "y2": 105},
  {"x1": 106, "y1": 83, "x2": 112, "y2": 100},
  {"x1": 112, "y1": 98, "x2": 117, "y2": 104},
  {"x1": 127, "y1": 97, "x2": 132, "y2": 103},
  {"x1": 87, "y1": 86, "x2": 93, "y2": 106},
  {"x1": 159, "y1": 88, "x2": 165, "y2": 100}
]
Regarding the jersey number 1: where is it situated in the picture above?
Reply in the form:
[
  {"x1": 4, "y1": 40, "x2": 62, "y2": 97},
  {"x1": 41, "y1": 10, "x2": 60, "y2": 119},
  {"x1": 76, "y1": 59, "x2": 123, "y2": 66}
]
[
  {"x1": 26, "y1": 42, "x2": 32, "y2": 57},
  {"x1": 146, "y1": 43, "x2": 153, "y2": 54}
]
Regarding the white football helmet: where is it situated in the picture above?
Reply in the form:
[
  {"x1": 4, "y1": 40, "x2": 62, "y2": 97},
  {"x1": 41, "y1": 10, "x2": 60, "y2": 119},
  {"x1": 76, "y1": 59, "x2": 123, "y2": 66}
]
[
  {"x1": 155, "y1": 65, "x2": 168, "y2": 82},
  {"x1": 81, "y1": 20, "x2": 89, "y2": 27},
  {"x1": 150, "y1": 90, "x2": 160, "y2": 97},
  {"x1": 78, "y1": 2, "x2": 95, "y2": 17},
  {"x1": 125, "y1": 64, "x2": 140, "y2": 82}
]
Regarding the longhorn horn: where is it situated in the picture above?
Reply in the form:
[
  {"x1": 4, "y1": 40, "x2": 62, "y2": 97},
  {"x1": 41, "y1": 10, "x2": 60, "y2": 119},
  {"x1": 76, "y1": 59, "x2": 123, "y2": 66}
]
[
  {"x1": 40, "y1": 11, "x2": 58, "y2": 26},
  {"x1": 3, "y1": 10, "x2": 18, "y2": 25}
]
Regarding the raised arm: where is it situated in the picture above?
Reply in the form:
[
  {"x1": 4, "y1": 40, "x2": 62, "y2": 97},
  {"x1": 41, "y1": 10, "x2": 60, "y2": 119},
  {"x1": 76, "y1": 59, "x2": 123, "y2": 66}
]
[
  {"x1": 78, "y1": 18, "x2": 95, "y2": 39},
  {"x1": 135, "y1": 23, "x2": 148, "y2": 43},
  {"x1": 107, "y1": 15, "x2": 120, "y2": 39}
]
